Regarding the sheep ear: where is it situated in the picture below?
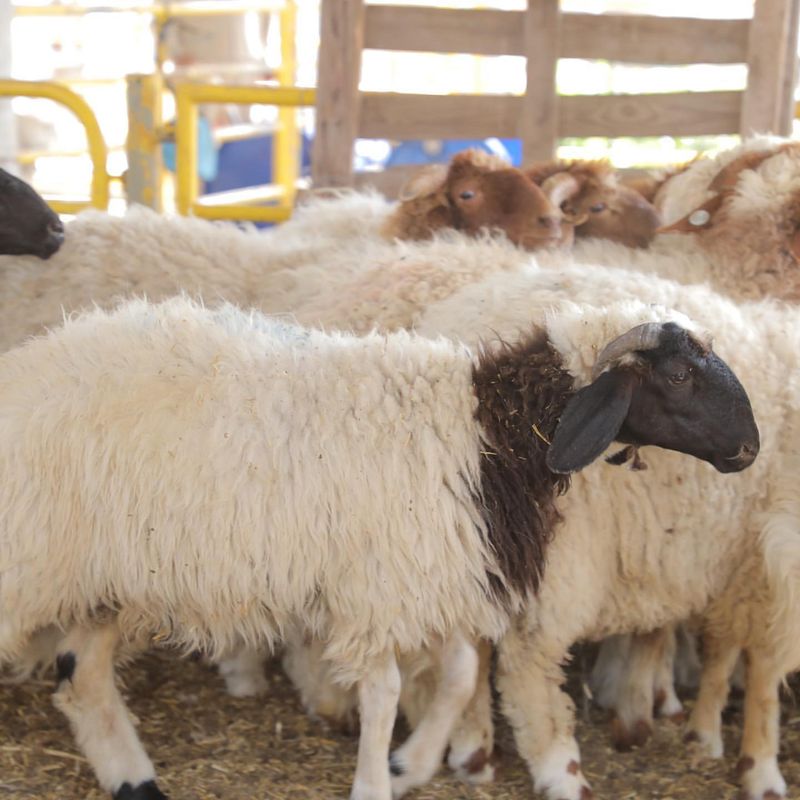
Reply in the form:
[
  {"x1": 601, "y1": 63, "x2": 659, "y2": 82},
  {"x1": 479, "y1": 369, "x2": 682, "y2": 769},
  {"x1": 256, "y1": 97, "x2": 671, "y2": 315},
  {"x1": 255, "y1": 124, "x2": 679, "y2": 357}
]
[
  {"x1": 398, "y1": 164, "x2": 449, "y2": 202},
  {"x1": 656, "y1": 194, "x2": 724, "y2": 234},
  {"x1": 546, "y1": 370, "x2": 636, "y2": 474}
]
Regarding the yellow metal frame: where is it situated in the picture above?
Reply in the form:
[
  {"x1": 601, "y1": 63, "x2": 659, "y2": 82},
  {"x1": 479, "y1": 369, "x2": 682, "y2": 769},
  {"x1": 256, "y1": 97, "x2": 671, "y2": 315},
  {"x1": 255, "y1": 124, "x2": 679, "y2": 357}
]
[
  {"x1": 174, "y1": 83, "x2": 314, "y2": 222},
  {"x1": 0, "y1": 79, "x2": 110, "y2": 213}
]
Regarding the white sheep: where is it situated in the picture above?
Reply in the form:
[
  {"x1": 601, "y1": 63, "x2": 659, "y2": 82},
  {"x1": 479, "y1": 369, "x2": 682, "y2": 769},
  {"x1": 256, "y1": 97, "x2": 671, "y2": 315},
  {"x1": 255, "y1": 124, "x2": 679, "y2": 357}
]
[
  {"x1": 572, "y1": 135, "x2": 800, "y2": 739},
  {"x1": 0, "y1": 294, "x2": 755, "y2": 799},
  {"x1": 278, "y1": 259, "x2": 800, "y2": 799}
]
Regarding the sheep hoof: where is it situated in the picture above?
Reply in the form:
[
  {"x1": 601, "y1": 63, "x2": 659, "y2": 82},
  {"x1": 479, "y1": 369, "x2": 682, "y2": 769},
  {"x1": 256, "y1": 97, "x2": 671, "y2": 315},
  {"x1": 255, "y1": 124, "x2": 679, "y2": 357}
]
[
  {"x1": 736, "y1": 755, "x2": 787, "y2": 799},
  {"x1": 113, "y1": 780, "x2": 168, "y2": 799},
  {"x1": 388, "y1": 753, "x2": 405, "y2": 776},
  {"x1": 684, "y1": 728, "x2": 723, "y2": 759},
  {"x1": 451, "y1": 746, "x2": 497, "y2": 784},
  {"x1": 610, "y1": 716, "x2": 652, "y2": 751}
]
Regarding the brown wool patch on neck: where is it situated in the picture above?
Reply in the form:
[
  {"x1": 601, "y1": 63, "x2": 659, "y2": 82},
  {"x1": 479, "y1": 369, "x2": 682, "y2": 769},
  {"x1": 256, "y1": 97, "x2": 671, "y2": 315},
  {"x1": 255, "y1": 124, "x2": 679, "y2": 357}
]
[{"x1": 472, "y1": 329, "x2": 574, "y2": 603}]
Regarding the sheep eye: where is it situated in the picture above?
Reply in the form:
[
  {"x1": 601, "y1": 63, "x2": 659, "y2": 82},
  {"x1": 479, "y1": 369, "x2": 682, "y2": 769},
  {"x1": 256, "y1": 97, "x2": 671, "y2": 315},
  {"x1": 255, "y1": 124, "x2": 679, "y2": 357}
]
[
  {"x1": 459, "y1": 190, "x2": 476, "y2": 200},
  {"x1": 590, "y1": 202, "x2": 606, "y2": 213},
  {"x1": 668, "y1": 370, "x2": 691, "y2": 386}
]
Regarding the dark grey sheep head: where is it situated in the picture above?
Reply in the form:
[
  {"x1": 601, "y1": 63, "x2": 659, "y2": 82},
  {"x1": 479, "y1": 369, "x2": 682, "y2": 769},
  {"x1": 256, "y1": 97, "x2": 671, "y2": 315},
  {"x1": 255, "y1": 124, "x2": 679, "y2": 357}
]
[
  {"x1": 0, "y1": 168, "x2": 65, "y2": 259},
  {"x1": 547, "y1": 322, "x2": 760, "y2": 474}
]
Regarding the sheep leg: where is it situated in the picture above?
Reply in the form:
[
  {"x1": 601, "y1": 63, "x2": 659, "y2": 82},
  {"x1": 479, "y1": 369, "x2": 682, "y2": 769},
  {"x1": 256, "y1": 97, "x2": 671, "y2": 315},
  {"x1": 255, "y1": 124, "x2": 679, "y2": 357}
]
[
  {"x1": 390, "y1": 632, "x2": 478, "y2": 799},
  {"x1": 611, "y1": 627, "x2": 671, "y2": 750},
  {"x1": 216, "y1": 645, "x2": 269, "y2": 698},
  {"x1": 589, "y1": 634, "x2": 630, "y2": 711},
  {"x1": 684, "y1": 634, "x2": 740, "y2": 759},
  {"x1": 737, "y1": 650, "x2": 786, "y2": 800},
  {"x1": 52, "y1": 623, "x2": 164, "y2": 799},
  {"x1": 653, "y1": 624, "x2": 683, "y2": 719},
  {"x1": 350, "y1": 650, "x2": 400, "y2": 800},
  {"x1": 497, "y1": 625, "x2": 592, "y2": 800},
  {"x1": 446, "y1": 638, "x2": 496, "y2": 784}
]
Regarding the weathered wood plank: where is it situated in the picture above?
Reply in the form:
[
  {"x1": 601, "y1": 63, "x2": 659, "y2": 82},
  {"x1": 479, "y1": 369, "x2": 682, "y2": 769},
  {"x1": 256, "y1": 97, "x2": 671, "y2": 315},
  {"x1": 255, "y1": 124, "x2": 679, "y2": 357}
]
[
  {"x1": 364, "y1": 5, "x2": 520, "y2": 57},
  {"x1": 560, "y1": 91, "x2": 743, "y2": 137},
  {"x1": 741, "y1": 0, "x2": 794, "y2": 135},
  {"x1": 359, "y1": 91, "x2": 743, "y2": 141},
  {"x1": 562, "y1": 14, "x2": 749, "y2": 64},
  {"x1": 520, "y1": 0, "x2": 559, "y2": 161},
  {"x1": 359, "y1": 93, "x2": 519, "y2": 140},
  {"x1": 312, "y1": 0, "x2": 365, "y2": 187},
  {"x1": 363, "y1": 4, "x2": 748, "y2": 65},
  {"x1": 778, "y1": 0, "x2": 800, "y2": 134}
]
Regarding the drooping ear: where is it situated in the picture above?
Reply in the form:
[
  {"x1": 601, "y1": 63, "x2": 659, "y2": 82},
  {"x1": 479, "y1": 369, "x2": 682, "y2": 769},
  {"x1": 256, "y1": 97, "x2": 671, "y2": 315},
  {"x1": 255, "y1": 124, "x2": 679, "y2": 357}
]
[
  {"x1": 546, "y1": 369, "x2": 636, "y2": 474},
  {"x1": 398, "y1": 164, "x2": 449, "y2": 202}
]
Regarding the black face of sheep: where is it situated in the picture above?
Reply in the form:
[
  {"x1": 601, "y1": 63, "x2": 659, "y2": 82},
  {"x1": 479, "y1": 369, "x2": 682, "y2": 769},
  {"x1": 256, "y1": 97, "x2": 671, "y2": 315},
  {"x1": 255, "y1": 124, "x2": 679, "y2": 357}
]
[
  {"x1": 547, "y1": 322, "x2": 759, "y2": 474},
  {"x1": 0, "y1": 168, "x2": 65, "y2": 259}
]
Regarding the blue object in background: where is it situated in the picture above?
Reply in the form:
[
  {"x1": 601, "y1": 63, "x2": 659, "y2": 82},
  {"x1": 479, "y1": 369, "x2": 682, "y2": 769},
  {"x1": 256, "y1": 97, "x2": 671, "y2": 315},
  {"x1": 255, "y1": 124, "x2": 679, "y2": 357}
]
[
  {"x1": 204, "y1": 131, "x2": 312, "y2": 195},
  {"x1": 384, "y1": 138, "x2": 523, "y2": 169},
  {"x1": 162, "y1": 114, "x2": 219, "y2": 182}
]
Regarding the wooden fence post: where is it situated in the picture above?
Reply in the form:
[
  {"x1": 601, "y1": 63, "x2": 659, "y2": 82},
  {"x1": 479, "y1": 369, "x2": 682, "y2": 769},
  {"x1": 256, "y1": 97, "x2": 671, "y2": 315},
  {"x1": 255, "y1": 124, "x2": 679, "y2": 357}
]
[
  {"x1": 312, "y1": 0, "x2": 365, "y2": 187},
  {"x1": 520, "y1": 0, "x2": 560, "y2": 162}
]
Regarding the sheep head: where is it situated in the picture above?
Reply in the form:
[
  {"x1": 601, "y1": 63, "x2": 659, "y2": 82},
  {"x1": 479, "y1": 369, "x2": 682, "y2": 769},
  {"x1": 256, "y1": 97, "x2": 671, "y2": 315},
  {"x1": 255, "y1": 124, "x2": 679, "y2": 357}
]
[
  {"x1": 527, "y1": 160, "x2": 662, "y2": 249},
  {"x1": 548, "y1": 321, "x2": 759, "y2": 475},
  {"x1": 0, "y1": 168, "x2": 64, "y2": 259},
  {"x1": 382, "y1": 149, "x2": 572, "y2": 251},
  {"x1": 655, "y1": 143, "x2": 800, "y2": 300}
]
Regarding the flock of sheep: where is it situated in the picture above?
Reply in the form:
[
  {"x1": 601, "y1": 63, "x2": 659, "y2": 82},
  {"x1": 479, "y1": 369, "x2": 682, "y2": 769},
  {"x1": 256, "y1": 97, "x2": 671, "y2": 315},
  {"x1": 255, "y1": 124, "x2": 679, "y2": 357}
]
[{"x1": 1, "y1": 137, "x2": 800, "y2": 800}]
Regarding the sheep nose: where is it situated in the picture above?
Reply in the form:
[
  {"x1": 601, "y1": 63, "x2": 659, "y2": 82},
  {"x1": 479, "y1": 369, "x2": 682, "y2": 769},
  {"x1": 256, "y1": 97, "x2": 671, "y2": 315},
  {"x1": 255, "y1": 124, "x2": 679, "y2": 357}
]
[
  {"x1": 48, "y1": 220, "x2": 64, "y2": 239},
  {"x1": 734, "y1": 441, "x2": 759, "y2": 467},
  {"x1": 538, "y1": 215, "x2": 560, "y2": 233}
]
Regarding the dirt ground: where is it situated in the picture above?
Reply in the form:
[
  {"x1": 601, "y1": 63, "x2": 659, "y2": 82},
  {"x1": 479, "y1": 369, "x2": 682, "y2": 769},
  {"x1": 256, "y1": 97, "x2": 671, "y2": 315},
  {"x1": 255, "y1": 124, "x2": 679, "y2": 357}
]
[{"x1": 1, "y1": 647, "x2": 799, "y2": 800}]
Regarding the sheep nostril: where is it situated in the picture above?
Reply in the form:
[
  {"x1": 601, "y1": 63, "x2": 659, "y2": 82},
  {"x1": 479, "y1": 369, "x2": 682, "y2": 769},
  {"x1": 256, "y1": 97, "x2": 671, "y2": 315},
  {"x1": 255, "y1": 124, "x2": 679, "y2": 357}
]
[
  {"x1": 736, "y1": 442, "x2": 759, "y2": 465},
  {"x1": 538, "y1": 216, "x2": 557, "y2": 231}
]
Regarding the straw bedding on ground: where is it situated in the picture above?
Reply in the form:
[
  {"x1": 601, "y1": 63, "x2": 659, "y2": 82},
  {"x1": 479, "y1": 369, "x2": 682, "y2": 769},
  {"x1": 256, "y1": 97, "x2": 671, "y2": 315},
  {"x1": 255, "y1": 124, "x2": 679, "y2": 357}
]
[{"x1": 1, "y1": 646, "x2": 799, "y2": 799}]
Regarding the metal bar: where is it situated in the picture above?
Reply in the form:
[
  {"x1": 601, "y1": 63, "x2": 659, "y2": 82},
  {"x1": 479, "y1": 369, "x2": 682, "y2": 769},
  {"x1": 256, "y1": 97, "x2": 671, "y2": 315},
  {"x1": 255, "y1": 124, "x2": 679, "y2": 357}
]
[
  {"x1": 0, "y1": 79, "x2": 110, "y2": 209},
  {"x1": 273, "y1": 0, "x2": 299, "y2": 207},
  {"x1": 174, "y1": 84, "x2": 200, "y2": 216},
  {"x1": 126, "y1": 73, "x2": 163, "y2": 210},
  {"x1": 14, "y1": 2, "x2": 286, "y2": 16},
  {"x1": 190, "y1": 203, "x2": 292, "y2": 222},
  {"x1": 176, "y1": 83, "x2": 314, "y2": 106},
  {"x1": 173, "y1": 82, "x2": 314, "y2": 219}
]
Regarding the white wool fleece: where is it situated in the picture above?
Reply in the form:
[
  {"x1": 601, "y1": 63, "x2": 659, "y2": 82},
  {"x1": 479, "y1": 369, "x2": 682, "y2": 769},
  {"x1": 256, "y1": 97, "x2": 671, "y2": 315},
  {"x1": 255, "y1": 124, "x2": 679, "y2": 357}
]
[{"x1": 0, "y1": 297, "x2": 507, "y2": 682}]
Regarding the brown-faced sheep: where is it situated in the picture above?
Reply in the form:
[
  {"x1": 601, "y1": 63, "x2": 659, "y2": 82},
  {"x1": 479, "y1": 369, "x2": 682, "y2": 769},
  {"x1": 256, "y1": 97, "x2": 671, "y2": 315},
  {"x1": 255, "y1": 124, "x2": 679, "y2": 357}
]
[
  {"x1": 381, "y1": 149, "x2": 574, "y2": 251},
  {"x1": 525, "y1": 159, "x2": 662, "y2": 249}
]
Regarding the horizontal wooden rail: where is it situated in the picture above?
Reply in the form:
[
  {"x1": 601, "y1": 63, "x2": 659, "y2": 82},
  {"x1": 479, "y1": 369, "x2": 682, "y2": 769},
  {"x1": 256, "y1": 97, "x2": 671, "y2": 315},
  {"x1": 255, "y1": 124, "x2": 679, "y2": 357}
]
[
  {"x1": 359, "y1": 90, "x2": 742, "y2": 141},
  {"x1": 364, "y1": 6, "x2": 750, "y2": 65}
]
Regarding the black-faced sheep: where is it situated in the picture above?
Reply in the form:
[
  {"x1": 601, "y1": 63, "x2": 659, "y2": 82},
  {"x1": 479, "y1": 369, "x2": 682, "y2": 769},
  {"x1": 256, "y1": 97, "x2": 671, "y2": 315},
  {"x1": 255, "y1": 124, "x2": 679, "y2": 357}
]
[{"x1": 0, "y1": 168, "x2": 64, "y2": 259}]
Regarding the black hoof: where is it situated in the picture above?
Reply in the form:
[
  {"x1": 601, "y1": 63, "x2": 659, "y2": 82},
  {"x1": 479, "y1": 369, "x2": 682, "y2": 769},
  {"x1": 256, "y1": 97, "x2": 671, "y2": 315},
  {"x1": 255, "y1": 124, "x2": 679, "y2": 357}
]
[
  {"x1": 389, "y1": 753, "x2": 405, "y2": 776},
  {"x1": 55, "y1": 652, "x2": 76, "y2": 684},
  {"x1": 113, "y1": 780, "x2": 168, "y2": 799}
]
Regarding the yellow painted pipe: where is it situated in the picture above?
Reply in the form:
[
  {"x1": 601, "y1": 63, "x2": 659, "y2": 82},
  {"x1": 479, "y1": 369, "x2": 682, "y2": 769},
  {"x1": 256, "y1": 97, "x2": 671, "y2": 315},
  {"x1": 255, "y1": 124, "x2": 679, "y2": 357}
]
[
  {"x1": 14, "y1": 2, "x2": 286, "y2": 17},
  {"x1": 0, "y1": 79, "x2": 110, "y2": 210},
  {"x1": 191, "y1": 203, "x2": 292, "y2": 223},
  {"x1": 174, "y1": 82, "x2": 314, "y2": 219},
  {"x1": 273, "y1": 0, "x2": 299, "y2": 207}
]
